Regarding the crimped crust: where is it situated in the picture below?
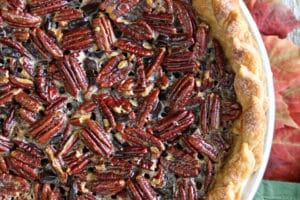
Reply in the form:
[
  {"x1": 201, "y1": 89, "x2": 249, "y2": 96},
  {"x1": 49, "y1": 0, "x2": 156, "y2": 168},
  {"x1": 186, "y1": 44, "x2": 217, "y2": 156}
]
[{"x1": 192, "y1": 0, "x2": 268, "y2": 199}]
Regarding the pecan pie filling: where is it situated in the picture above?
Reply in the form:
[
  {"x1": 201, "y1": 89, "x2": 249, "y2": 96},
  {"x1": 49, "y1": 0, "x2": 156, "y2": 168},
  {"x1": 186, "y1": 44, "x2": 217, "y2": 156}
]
[{"x1": 0, "y1": 0, "x2": 243, "y2": 199}]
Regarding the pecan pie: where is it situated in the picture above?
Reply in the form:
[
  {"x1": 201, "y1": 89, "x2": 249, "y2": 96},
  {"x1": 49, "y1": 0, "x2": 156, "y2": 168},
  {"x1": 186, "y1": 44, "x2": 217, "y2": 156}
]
[{"x1": 0, "y1": 0, "x2": 267, "y2": 199}]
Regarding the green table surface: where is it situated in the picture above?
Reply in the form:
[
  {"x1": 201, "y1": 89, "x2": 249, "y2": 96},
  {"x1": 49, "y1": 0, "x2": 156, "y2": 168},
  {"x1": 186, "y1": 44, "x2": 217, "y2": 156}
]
[{"x1": 254, "y1": 180, "x2": 300, "y2": 200}]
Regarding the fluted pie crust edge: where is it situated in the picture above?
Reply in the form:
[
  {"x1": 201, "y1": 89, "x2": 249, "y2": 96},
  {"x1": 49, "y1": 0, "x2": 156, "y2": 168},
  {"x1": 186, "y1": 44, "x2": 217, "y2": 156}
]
[{"x1": 192, "y1": 0, "x2": 268, "y2": 199}]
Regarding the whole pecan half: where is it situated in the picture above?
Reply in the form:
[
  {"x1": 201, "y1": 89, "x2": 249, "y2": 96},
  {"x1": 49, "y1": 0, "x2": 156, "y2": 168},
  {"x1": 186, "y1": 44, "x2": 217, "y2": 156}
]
[
  {"x1": 96, "y1": 54, "x2": 132, "y2": 88},
  {"x1": 152, "y1": 110, "x2": 195, "y2": 142},
  {"x1": 114, "y1": 38, "x2": 154, "y2": 57},
  {"x1": 5, "y1": 141, "x2": 43, "y2": 180},
  {"x1": 135, "y1": 88, "x2": 160, "y2": 128},
  {"x1": 174, "y1": 178, "x2": 198, "y2": 200},
  {"x1": 80, "y1": 119, "x2": 113, "y2": 157},
  {"x1": 115, "y1": 146, "x2": 148, "y2": 158},
  {"x1": 186, "y1": 132, "x2": 218, "y2": 161},
  {"x1": 66, "y1": 152, "x2": 90, "y2": 175},
  {"x1": 143, "y1": 12, "x2": 176, "y2": 35},
  {"x1": 133, "y1": 57, "x2": 147, "y2": 95},
  {"x1": 194, "y1": 24, "x2": 209, "y2": 59},
  {"x1": 168, "y1": 74, "x2": 195, "y2": 111},
  {"x1": 15, "y1": 91, "x2": 43, "y2": 113},
  {"x1": 143, "y1": 12, "x2": 175, "y2": 24},
  {"x1": 213, "y1": 39, "x2": 226, "y2": 79},
  {"x1": 45, "y1": 96, "x2": 68, "y2": 114},
  {"x1": 148, "y1": 23, "x2": 177, "y2": 35},
  {"x1": 92, "y1": 13, "x2": 116, "y2": 51},
  {"x1": 53, "y1": 8, "x2": 83, "y2": 22},
  {"x1": 62, "y1": 27, "x2": 94, "y2": 51},
  {"x1": 31, "y1": 27, "x2": 63, "y2": 59},
  {"x1": 116, "y1": 19, "x2": 153, "y2": 41},
  {"x1": 6, "y1": 150, "x2": 40, "y2": 180},
  {"x1": 156, "y1": 33, "x2": 194, "y2": 49},
  {"x1": 123, "y1": 128, "x2": 165, "y2": 154},
  {"x1": 56, "y1": 54, "x2": 88, "y2": 97},
  {"x1": 1, "y1": 9, "x2": 41, "y2": 27},
  {"x1": 88, "y1": 179, "x2": 126, "y2": 196},
  {"x1": 200, "y1": 93, "x2": 221, "y2": 133},
  {"x1": 29, "y1": 111, "x2": 65, "y2": 144},
  {"x1": 173, "y1": 1, "x2": 193, "y2": 36},
  {"x1": 14, "y1": 140, "x2": 45, "y2": 158},
  {"x1": 160, "y1": 146, "x2": 201, "y2": 177},
  {"x1": 127, "y1": 175, "x2": 158, "y2": 200},
  {"x1": 93, "y1": 158, "x2": 133, "y2": 180},
  {"x1": 162, "y1": 50, "x2": 197, "y2": 72},
  {"x1": 210, "y1": 94, "x2": 222, "y2": 131},
  {"x1": 30, "y1": 0, "x2": 68, "y2": 16},
  {"x1": 0, "y1": 173, "x2": 29, "y2": 196}
]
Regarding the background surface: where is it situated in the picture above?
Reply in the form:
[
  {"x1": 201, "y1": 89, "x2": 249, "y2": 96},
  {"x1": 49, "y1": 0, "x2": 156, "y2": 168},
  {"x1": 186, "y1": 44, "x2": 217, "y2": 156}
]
[{"x1": 283, "y1": 0, "x2": 300, "y2": 45}]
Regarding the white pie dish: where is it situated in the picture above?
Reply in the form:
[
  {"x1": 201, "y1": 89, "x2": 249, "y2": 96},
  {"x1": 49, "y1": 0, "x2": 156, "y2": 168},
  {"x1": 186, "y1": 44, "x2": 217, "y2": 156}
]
[{"x1": 239, "y1": 1, "x2": 275, "y2": 199}]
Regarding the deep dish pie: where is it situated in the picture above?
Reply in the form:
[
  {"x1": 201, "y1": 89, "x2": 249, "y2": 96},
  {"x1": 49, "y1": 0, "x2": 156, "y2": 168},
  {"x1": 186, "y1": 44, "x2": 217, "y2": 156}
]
[{"x1": 0, "y1": 0, "x2": 267, "y2": 199}]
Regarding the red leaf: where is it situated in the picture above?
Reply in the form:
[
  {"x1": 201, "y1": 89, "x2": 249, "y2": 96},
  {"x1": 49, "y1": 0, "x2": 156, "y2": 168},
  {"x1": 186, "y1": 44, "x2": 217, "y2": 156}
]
[
  {"x1": 262, "y1": 35, "x2": 300, "y2": 181},
  {"x1": 274, "y1": 81, "x2": 298, "y2": 130},
  {"x1": 263, "y1": 36, "x2": 300, "y2": 85},
  {"x1": 282, "y1": 78, "x2": 300, "y2": 127},
  {"x1": 264, "y1": 126, "x2": 300, "y2": 182},
  {"x1": 247, "y1": 0, "x2": 300, "y2": 38},
  {"x1": 263, "y1": 36, "x2": 300, "y2": 129}
]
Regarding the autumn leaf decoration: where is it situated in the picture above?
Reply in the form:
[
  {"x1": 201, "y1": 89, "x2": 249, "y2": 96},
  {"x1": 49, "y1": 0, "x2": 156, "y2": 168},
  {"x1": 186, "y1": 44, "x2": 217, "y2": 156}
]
[
  {"x1": 246, "y1": 0, "x2": 300, "y2": 181},
  {"x1": 247, "y1": 0, "x2": 300, "y2": 38},
  {"x1": 263, "y1": 37, "x2": 300, "y2": 182}
]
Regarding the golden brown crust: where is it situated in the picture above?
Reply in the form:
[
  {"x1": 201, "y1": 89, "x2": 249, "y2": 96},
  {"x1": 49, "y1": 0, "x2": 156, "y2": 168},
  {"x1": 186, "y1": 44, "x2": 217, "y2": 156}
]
[{"x1": 192, "y1": 0, "x2": 267, "y2": 199}]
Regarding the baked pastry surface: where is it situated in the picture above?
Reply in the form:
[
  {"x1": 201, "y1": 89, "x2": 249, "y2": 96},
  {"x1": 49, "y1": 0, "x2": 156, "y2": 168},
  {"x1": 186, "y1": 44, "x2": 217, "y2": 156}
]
[{"x1": 193, "y1": 0, "x2": 267, "y2": 199}]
